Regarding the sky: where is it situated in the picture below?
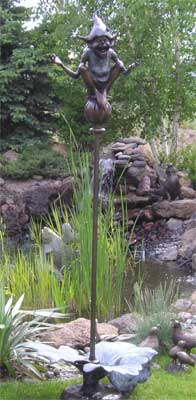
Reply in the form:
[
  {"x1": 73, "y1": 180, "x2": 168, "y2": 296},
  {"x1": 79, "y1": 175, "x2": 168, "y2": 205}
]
[
  {"x1": 20, "y1": 0, "x2": 40, "y2": 29},
  {"x1": 20, "y1": 0, "x2": 39, "y2": 6}
]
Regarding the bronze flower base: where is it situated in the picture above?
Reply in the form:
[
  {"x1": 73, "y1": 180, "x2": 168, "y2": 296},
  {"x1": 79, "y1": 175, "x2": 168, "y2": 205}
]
[{"x1": 61, "y1": 382, "x2": 124, "y2": 399}]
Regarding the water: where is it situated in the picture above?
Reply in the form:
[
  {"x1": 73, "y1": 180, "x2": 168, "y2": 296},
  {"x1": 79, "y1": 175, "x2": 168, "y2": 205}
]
[
  {"x1": 99, "y1": 158, "x2": 114, "y2": 197},
  {"x1": 138, "y1": 260, "x2": 196, "y2": 298}
]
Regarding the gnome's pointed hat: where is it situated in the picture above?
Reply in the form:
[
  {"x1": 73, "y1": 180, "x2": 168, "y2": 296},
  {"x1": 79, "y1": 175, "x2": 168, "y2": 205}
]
[{"x1": 78, "y1": 13, "x2": 117, "y2": 42}]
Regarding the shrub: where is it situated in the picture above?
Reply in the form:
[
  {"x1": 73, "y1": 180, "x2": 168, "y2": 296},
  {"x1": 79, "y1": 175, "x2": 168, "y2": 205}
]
[{"x1": 0, "y1": 144, "x2": 69, "y2": 179}]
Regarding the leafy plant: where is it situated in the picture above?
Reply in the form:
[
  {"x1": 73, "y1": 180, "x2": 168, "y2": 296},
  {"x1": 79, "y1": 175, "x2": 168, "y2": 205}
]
[{"x1": 0, "y1": 286, "x2": 66, "y2": 378}]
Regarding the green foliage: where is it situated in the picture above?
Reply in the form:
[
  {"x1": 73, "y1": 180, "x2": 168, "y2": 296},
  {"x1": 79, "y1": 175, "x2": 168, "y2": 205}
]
[
  {"x1": 43, "y1": 152, "x2": 130, "y2": 319},
  {"x1": 176, "y1": 144, "x2": 196, "y2": 187},
  {"x1": 0, "y1": 286, "x2": 66, "y2": 378},
  {"x1": 0, "y1": 0, "x2": 59, "y2": 140},
  {"x1": 0, "y1": 151, "x2": 131, "y2": 319},
  {"x1": 129, "y1": 280, "x2": 179, "y2": 349},
  {"x1": 34, "y1": 0, "x2": 196, "y2": 146},
  {"x1": 0, "y1": 143, "x2": 69, "y2": 178}
]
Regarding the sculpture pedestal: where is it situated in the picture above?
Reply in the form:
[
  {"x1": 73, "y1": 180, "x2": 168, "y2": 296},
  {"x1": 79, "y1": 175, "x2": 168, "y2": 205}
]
[{"x1": 61, "y1": 382, "x2": 124, "y2": 400}]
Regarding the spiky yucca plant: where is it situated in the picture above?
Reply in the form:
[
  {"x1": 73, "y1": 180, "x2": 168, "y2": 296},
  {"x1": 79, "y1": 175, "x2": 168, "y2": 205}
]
[{"x1": 0, "y1": 287, "x2": 66, "y2": 378}]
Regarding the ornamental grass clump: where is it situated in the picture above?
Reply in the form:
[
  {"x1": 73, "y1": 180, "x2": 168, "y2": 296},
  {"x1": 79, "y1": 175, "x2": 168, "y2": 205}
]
[{"x1": 129, "y1": 280, "x2": 179, "y2": 350}]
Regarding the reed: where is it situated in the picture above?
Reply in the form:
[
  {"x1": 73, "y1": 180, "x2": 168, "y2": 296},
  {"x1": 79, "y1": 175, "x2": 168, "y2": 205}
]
[{"x1": 0, "y1": 151, "x2": 131, "y2": 319}]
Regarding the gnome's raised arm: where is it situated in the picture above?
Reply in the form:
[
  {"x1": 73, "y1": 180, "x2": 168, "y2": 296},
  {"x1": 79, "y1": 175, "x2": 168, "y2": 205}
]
[{"x1": 51, "y1": 55, "x2": 81, "y2": 79}]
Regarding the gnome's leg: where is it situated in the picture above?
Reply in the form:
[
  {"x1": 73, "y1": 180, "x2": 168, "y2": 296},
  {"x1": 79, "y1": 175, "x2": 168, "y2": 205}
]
[
  {"x1": 79, "y1": 64, "x2": 107, "y2": 108},
  {"x1": 106, "y1": 62, "x2": 124, "y2": 92}
]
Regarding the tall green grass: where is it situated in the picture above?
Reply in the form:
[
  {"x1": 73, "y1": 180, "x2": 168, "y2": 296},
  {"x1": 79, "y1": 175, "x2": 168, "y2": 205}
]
[
  {"x1": 43, "y1": 152, "x2": 130, "y2": 319},
  {"x1": 0, "y1": 152, "x2": 131, "y2": 320}
]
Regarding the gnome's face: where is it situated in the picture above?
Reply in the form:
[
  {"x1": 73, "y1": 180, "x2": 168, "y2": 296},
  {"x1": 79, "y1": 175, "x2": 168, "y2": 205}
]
[{"x1": 90, "y1": 36, "x2": 112, "y2": 58}]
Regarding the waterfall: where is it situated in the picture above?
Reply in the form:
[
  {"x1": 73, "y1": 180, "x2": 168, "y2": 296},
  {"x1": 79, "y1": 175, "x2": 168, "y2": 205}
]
[{"x1": 99, "y1": 158, "x2": 114, "y2": 199}]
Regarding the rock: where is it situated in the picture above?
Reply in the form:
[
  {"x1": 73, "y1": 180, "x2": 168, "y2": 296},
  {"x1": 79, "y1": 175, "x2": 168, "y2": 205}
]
[
  {"x1": 132, "y1": 160, "x2": 146, "y2": 168},
  {"x1": 127, "y1": 208, "x2": 141, "y2": 219},
  {"x1": 120, "y1": 137, "x2": 146, "y2": 145},
  {"x1": 136, "y1": 176, "x2": 151, "y2": 195},
  {"x1": 117, "y1": 155, "x2": 131, "y2": 161},
  {"x1": 192, "y1": 253, "x2": 196, "y2": 272},
  {"x1": 111, "y1": 143, "x2": 127, "y2": 153},
  {"x1": 108, "y1": 313, "x2": 139, "y2": 334},
  {"x1": 129, "y1": 154, "x2": 145, "y2": 161},
  {"x1": 3, "y1": 150, "x2": 19, "y2": 161},
  {"x1": 0, "y1": 178, "x2": 5, "y2": 186},
  {"x1": 184, "y1": 212, "x2": 196, "y2": 230},
  {"x1": 178, "y1": 312, "x2": 192, "y2": 322},
  {"x1": 138, "y1": 144, "x2": 155, "y2": 164},
  {"x1": 160, "y1": 246, "x2": 178, "y2": 261},
  {"x1": 190, "y1": 304, "x2": 196, "y2": 315},
  {"x1": 172, "y1": 299, "x2": 192, "y2": 312},
  {"x1": 23, "y1": 177, "x2": 73, "y2": 215},
  {"x1": 32, "y1": 175, "x2": 43, "y2": 181},
  {"x1": 114, "y1": 194, "x2": 150, "y2": 208},
  {"x1": 0, "y1": 194, "x2": 29, "y2": 236},
  {"x1": 125, "y1": 166, "x2": 144, "y2": 186},
  {"x1": 153, "y1": 199, "x2": 196, "y2": 220},
  {"x1": 143, "y1": 222, "x2": 154, "y2": 231},
  {"x1": 144, "y1": 207, "x2": 154, "y2": 221},
  {"x1": 181, "y1": 186, "x2": 196, "y2": 199},
  {"x1": 0, "y1": 177, "x2": 74, "y2": 236},
  {"x1": 51, "y1": 143, "x2": 67, "y2": 157},
  {"x1": 167, "y1": 218, "x2": 183, "y2": 231},
  {"x1": 178, "y1": 228, "x2": 196, "y2": 258},
  {"x1": 190, "y1": 291, "x2": 196, "y2": 303},
  {"x1": 45, "y1": 371, "x2": 55, "y2": 379},
  {"x1": 41, "y1": 318, "x2": 118, "y2": 349},
  {"x1": 114, "y1": 160, "x2": 129, "y2": 168}
]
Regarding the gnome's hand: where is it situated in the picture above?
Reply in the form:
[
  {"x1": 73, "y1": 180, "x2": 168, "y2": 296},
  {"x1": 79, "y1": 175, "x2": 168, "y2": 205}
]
[
  {"x1": 51, "y1": 54, "x2": 63, "y2": 66},
  {"x1": 124, "y1": 61, "x2": 139, "y2": 75}
]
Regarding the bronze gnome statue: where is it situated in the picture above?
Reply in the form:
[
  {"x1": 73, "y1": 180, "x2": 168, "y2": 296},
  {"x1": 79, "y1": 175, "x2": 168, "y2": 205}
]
[{"x1": 51, "y1": 14, "x2": 138, "y2": 125}]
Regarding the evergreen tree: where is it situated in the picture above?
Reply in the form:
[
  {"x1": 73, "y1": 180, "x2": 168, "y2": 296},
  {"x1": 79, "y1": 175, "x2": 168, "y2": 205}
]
[{"x1": 0, "y1": 0, "x2": 59, "y2": 143}]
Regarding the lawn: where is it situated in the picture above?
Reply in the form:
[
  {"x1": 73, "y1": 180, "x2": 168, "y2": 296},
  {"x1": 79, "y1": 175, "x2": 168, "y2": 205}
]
[{"x1": 0, "y1": 356, "x2": 196, "y2": 400}]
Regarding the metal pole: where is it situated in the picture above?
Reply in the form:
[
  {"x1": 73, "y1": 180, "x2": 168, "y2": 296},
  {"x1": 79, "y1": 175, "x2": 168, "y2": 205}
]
[{"x1": 89, "y1": 127, "x2": 105, "y2": 362}]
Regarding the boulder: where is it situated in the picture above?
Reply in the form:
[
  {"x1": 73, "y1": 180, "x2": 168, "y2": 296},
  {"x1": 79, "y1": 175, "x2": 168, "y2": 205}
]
[
  {"x1": 125, "y1": 166, "x2": 144, "y2": 186},
  {"x1": 120, "y1": 137, "x2": 146, "y2": 145},
  {"x1": 192, "y1": 253, "x2": 196, "y2": 272},
  {"x1": 114, "y1": 194, "x2": 150, "y2": 208},
  {"x1": 41, "y1": 318, "x2": 118, "y2": 349},
  {"x1": 178, "y1": 227, "x2": 196, "y2": 258},
  {"x1": 159, "y1": 246, "x2": 178, "y2": 261},
  {"x1": 190, "y1": 291, "x2": 196, "y2": 303},
  {"x1": 153, "y1": 199, "x2": 196, "y2": 220},
  {"x1": 0, "y1": 193, "x2": 28, "y2": 236},
  {"x1": 172, "y1": 299, "x2": 192, "y2": 312},
  {"x1": 138, "y1": 143, "x2": 155, "y2": 164},
  {"x1": 167, "y1": 218, "x2": 183, "y2": 231},
  {"x1": 108, "y1": 313, "x2": 139, "y2": 334},
  {"x1": 181, "y1": 186, "x2": 196, "y2": 199},
  {"x1": 0, "y1": 177, "x2": 74, "y2": 236}
]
